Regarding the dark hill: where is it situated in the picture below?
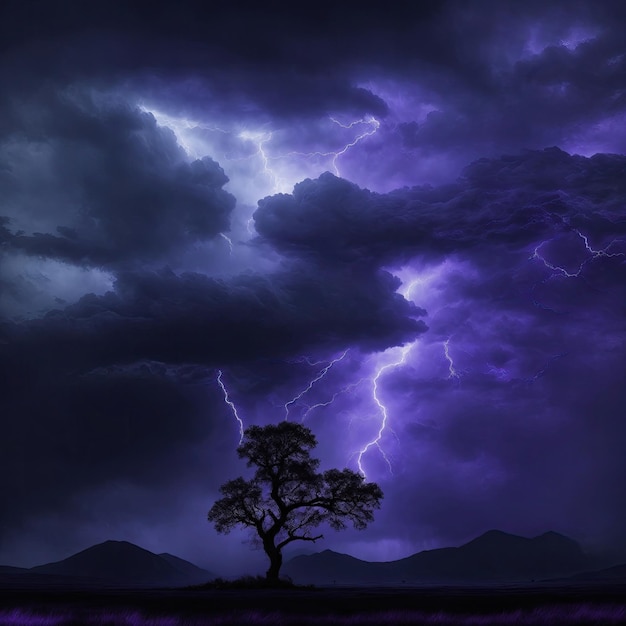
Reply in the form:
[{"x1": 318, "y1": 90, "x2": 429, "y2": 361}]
[
  {"x1": 284, "y1": 549, "x2": 375, "y2": 584},
  {"x1": 566, "y1": 563, "x2": 626, "y2": 582},
  {"x1": 30, "y1": 540, "x2": 213, "y2": 587},
  {"x1": 0, "y1": 565, "x2": 28, "y2": 574},
  {"x1": 392, "y1": 529, "x2": 587, "y2": 582},
  {"x1": 158, "y1": 552, "x2": 216, "y2": 581},
  {"x1": 284, "y1": 530, "x2": 590, "y2": 585}
]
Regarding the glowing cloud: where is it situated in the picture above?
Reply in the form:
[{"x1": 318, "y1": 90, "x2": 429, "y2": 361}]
[{"x1": 139, "y1": 106, "x2": 382, "y2": 207}]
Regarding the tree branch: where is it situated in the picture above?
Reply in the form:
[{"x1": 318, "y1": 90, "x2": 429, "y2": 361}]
[{"x1": 277, "y1": 533, "x2": 323, "y2": 550}]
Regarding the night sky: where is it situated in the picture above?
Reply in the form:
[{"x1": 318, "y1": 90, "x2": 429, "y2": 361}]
[{"x1": 1, "y1": 1, "x2": 625, "y2": 577}]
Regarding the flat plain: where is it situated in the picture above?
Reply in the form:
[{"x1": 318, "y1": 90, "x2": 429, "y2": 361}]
[{"x1": 1, "y1": 577, "x2": 625, "y2": 625}]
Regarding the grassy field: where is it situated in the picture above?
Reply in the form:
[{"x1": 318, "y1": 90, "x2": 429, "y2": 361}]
[{"x1": 0, "y1": 581, "x2": 625, "y2": 625}]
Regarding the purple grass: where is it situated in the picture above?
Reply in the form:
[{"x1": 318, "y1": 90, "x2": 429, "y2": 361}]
[
  {"x1": 0, "y1": 609, "x2": 179, "y2": 626},
  {"x1": 1, "y1": 604, "x2": 625, "y2": 625},
  {"x1": 0, "y1": 610, "x2": 65, "y2": 626}
]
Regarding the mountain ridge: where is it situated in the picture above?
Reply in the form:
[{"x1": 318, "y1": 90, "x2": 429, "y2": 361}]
[
  {"x1": 284, "y1": 530, "x2": 591, "y2": 585},
  {"x1": 9, "y1": 540, "x2": 214, "y2": 587},
  {"x1": 1, "y1": 531, "x2": 617, "y2": 587}
]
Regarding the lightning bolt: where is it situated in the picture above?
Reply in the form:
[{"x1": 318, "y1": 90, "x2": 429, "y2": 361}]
[
  {"x1": 531, "y1": 229, "x2": 624, "y2": 278},
  {"x1": 139, "y1": 105, "x2": 231, "y2": 159},
  {"x1": 350, "y1": 271, "x2": 427, "y2": 477},
  {"x1": 443, "y1": 339, "x2": 460, "y2": 380},
  {"x1": 356, "y1": 343, "x2": 414, "y2": 478},
  {"x1": 141, "y1": 105, "x2": 289, "y2": 197},
  {"x1": 288, "y1": 355, "x2": 327, "y2": 366},
  {"x1": 142, "y1": 106, "x2": 382, "y2": 205},
  {"x1": 237, "y1": 129, "x2": 289, "y2": 194},
  {"x1": 529, "y1": 227, "x2": 625, "y2": 313},
  {"x1": 285, "y1": 115, "x2": 380, "y2": 177},
  {"x1": 140, "y1": 106, "x2": 231, "y2": 136},
  {"x1": 300, "y1": 377, "x2": 368, "y2": 423},
  {"x1": 216, "y1": 370, "x2": 245, "y2": 444},
  {"x1": 327, "y1": 116, "x2": 380, "y2": 176},
  {"x1": 219, "y1": 233, "x2": 234, "y2": 254},
  {"x1": 283, "y1": 350, "x2": 349, "y2": 420},
  {"x1": 576, "y1": 229, "x2": 625, "y2": 261},
  {"x1": 531, "y1": 243, "x2": 580, "y2": 278}
]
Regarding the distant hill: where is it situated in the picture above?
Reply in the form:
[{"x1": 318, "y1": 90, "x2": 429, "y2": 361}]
[
  {"x1": 283, "y1": 549, "x2": 374, "y2": 584},
  {"x1": 563, "y1": 563, "x2": 626, "y2": 582},
  {"x1": 158, "y1": 552, "x2": 215, "y2": 581},
  {"x1": 27, "y1": 540, "x2": 214, "y2": 587},
  {"x1": 0, "y1": 565, "x2": 28, "y2": 574},
  {"x1": 284, "y1": 530, "x2": 590, "y2": 585}
]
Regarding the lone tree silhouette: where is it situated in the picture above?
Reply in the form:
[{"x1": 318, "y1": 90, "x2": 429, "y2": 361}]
[{"x1": 208, "y1": 422, "x2": 383, "y2": 583}]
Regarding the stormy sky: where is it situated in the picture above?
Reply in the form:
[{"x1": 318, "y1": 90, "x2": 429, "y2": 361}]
[{"x1": 1, "y1": 1, "x2": 625, "y2": 575}]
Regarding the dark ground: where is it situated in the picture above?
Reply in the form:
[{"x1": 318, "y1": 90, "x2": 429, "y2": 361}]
[{"x1": 1, "y1": 578, "x2": 626, "y2": 625}]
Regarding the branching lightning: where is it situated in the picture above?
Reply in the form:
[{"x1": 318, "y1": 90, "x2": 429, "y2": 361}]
[
  {"x1": 300, "y1": 378, "x2": 368, "y2": 423},
  {"x1": 142, "y1": 106, "x2": 382, "y2": 212},
  {"x1": 289, "y1": 355, "x2": 334, "y2": 367},
  {"x1": 141, "y1": 105, "x2": 290, "y2": 199},
  {"x1": 356, "y1": 343, "x2": 413, "y2": 478},
  {"x1": 237, "y1": 129, "x2": 290, "y2": 194},
  {"x1": 283, "y1": 350, "x2": 349, "y2": 420},
  {"x1": 576, "y1": 229, "x2": 625, "y2": 261},
  {"x1": 285, "y1": 116, "x2": 380, "y2": 177},
  {"x1": 327, "y1": 116, "x2": 380, "y2": 176},
  {"x1": 348, "y1": 272, "x2": 429, "y2": 477},
  {"x1": 531, "y1": 229, "x2": 624, "y2": 277},
  {"x1": 529, "y1": 227, "x2": 624, "y2": 313},
  {"x1": 139, "y1": 106, "x2": 231, "y2": 159},
  {"x1": 216, "y1": 370, "x2": 245, "y2": 444},
  {"x1": 234, "y1": 116, "x2": 380, "y2": 192}
]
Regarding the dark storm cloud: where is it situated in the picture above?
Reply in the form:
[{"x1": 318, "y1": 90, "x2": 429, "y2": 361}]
[
  {"x1": 1, "y1": 0, "x2": 625, "y2": 570},
  {"x1": 384, "y1": 328, "x2": 626, "y2": 552},
  {"x1": 250, "y1": 147, "x2": 626, "y2": 556},
  {"x1": 2, "y1": 0, "x2": 626, "y2": 183},
  {"x1": 0, "y1": 368, "x2": 205, "y2": 525},
  {"x1": 254, "y1": 149, "x2": 626, "y2": 264},
  {"x1": 0, "y1": 1, "x2": 396, "y2": 122},
  {"x1": 1, "y1": 0, "x2": 621, "y2": 134},
  {"x1": 1, "y1": 264, "x2": 425, "y2": 372},
  {"x1": 0, "y1": 261, "x2": 425, "y2": 532},
  {"x1": 0, "y1": 92, "x2": 235, "y2": 267},
  {"x1": 394, "y1": 29, "x2": 626, "y2": 146}
]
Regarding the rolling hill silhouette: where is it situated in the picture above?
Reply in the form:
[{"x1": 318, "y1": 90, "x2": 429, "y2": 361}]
[
  {"x1": 2, "y1": 531, "x2": 616, "y2": 588},
  {"x1": 22, "y1": 540, "x2": 214, "y2": 587},
  {"x1": 0, "y1": 565, "x2": 28, "y2": 574},
  {"x1": 284, "y1": 530, "x2": 591, "y2": 585},
  {"x1": 157, "y1": 551, "x2": 214, "y2": 582},
  {"x1": 562, "y1": 563, "x2": 626, "y2": 582}
]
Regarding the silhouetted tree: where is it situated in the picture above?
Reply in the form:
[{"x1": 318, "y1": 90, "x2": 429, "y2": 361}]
[{"x1": 208, "y1": 422, "x2": 383, "y2": 583}]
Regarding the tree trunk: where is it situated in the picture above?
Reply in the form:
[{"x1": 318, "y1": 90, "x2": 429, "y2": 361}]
[{"x1": 264, "y1": 543, "x2": 283, "y2": 583}]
